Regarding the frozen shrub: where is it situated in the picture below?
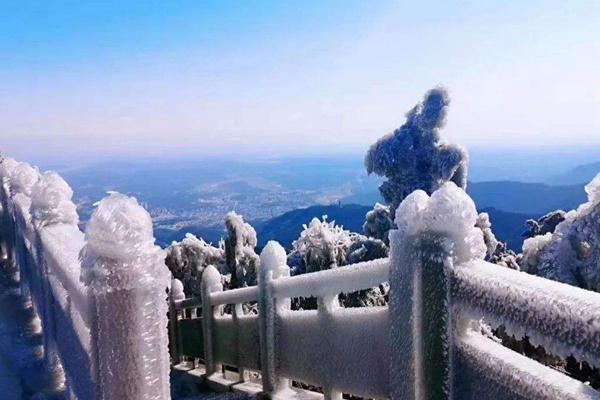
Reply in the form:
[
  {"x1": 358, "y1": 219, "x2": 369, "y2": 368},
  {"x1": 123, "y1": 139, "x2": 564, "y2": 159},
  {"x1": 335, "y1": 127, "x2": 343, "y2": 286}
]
[
  {"x1": 288, "y1": 216, "x2": 354, "y2": 274},
  {"x1": 523, "y1": 210, "x2": 567, "y2": 239},
  {"x1": 522, "y1": 173, "x2": 600, "y2": 291},
  {"x1": 288, "y1": 216, "x2": 389, "y2": 308},
  {"x1": 363, "y1": 202, "x2": 394, "y2": 244},
  {"x1": 224, "y1": 212, "x2": 260, "y2": 288},
  {"x1": 475, "y1": 212, "x2": 499, "y2": 260},
  {"x1": 165, "y1": 233, "x2": 225, "y2": 297},
  {"x1": 365, "y1": 87, "x2": 468, "y2": 215}
]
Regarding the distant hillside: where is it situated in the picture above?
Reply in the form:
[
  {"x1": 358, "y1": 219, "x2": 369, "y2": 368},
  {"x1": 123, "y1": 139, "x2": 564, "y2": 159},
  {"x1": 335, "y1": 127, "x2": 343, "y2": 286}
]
[
  {"x1": 255, "y1": 203, "x2": 534, "y2": 252},
  {"x1": 467, "y1": 181, "x2": 586, "y2": 214},
  {"x1": 546, "y1": 161, "x2": 600, "y2": 185}
]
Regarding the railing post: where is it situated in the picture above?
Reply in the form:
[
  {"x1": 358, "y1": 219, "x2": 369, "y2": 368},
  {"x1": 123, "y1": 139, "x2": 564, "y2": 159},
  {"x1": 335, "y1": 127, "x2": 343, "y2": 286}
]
[
  {"x1": 258, "y1": 241, "x2": 290, "y2": 397},
  {"x1": 80, "y1": 193, "x2": 171, "y2": 400},
  {"x1": 169, "y1": 278, "x2": 185, "y2": 366},
  {"x1": 317, "y1": 295, "x2": 342, "y2": 400},
  {"x1": 201, "y1": 264, "x2": 223, "y2": 376},
  {"x1": 389, "y1": 231, "x2": 453, "y2": 400}
]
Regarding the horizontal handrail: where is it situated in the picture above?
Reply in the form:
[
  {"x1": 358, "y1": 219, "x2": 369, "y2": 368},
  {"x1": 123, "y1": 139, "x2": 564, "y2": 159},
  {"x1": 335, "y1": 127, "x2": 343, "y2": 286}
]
[
  {"x1": 451, "y1": 259, "x2": 600, "y2": 367},
  {"x1": 209, "y1": 285, "x2": 259, "y2": 306},
  {"x1": 271, "y1": 257, "x2": 390, "y2": 300}
]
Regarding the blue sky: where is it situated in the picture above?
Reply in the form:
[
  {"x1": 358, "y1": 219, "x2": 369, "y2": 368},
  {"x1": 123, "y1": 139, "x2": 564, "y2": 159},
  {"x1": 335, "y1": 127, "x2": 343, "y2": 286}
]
[{"x1": 1, "y1": 1, "x2": 600, "y2": 162}]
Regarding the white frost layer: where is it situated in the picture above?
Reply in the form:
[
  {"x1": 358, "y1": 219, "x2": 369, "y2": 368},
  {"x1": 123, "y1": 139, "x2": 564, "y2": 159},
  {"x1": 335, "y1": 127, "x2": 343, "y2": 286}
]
[
  {"x1": 277, "y1": 307, "x2": 390, "y2": 398},
  {"x1": 9, "y1": 162, "x2": 40, "y2": 196},
  {"x1": 80, "y1": 192, "x2": 168, "y2": 289},
  {"x1": 0, "y1": 156, "x2": 18, "y2": 179},
  {"x1": 271, "y1": 257, "x2": 389, "y2": 300},
  {"x1": 80, "y1": 192, "x2": 171, "y2": 400},
  {"x1": 31, "y1": 171, "x2": 79, "y2": 226},
  {"x1": 452, "y1": 259, "x2": 600, "y2": 367},
  {"x1": 394, "y1": 182, "x2": 486, "y2": 263},
  {"x1": 456, "y1": 330, "x2": 600, "y2": 400}
]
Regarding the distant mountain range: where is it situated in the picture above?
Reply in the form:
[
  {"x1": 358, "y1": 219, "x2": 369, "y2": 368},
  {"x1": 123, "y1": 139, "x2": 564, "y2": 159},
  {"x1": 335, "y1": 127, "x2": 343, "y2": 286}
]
[
  {"x1": 546, "y1": 161, "x2": 600, "y2": 185},
  {"x1": 253, "y1": 203, "x2": 536, "y2": 252}
]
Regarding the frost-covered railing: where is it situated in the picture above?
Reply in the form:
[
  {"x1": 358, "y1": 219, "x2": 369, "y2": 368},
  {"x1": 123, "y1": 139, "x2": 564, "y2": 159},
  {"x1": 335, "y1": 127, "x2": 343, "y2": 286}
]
[
  {"x1": 170, "y1": 183, "x2": 600, "y2": 400},
  {"x1": 0, "y1": 158, "x2": 171, "y2": 400}
]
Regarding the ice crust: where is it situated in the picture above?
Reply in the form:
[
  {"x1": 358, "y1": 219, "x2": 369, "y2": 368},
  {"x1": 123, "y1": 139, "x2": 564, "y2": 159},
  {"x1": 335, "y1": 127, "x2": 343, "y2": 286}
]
[
  {"x1": 452, "y1": 259, "x2": 600, "y2": 367},
  {"x1": 0, "y1": 156, "x2": 18, "y2": 180},
  {"x1": 393, "y1": 182, "x2": 486, "y2": 264},
  {"x1": 9, "y1": 161, "x2": 40, "y2": 196},
  {"x1": 80, "y1": 192, "x2": 167, "y2": 289},
  {"x1": 365, "y1": 87, "x2": 468, "y2": 214},
  {"x1": 455, "y1": 330, "x2": 600, "y2": 400},
  {"x1": 80, "y1": 192, "x2": 171, "y2": 400},
  {"x1": 31, "y1": 171, "x2": 79, "y2": 227}
]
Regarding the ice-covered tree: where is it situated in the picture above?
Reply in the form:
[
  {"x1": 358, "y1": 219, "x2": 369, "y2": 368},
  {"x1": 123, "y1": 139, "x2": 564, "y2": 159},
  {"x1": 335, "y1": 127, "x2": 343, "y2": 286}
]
[
  {"x1": 224, "y1": 211, "x2": 260, "y2": 288},
  {"x1": 522, "y1": 172, "x2": 600, "y2": 291},
  {"x1": 523, "y1": 210, "x2": 566, "y2": 239},
  {"x1": 288, "y1": 216, "x2": 389, "y2": 308},
  {"x1": 364, "y1": 87, "x2": 468, "y2": 215},
  {"x1": 165, "y1": 233, "x2": 225, "y2": 297},
  {"x1": 363, "y1": 202, "x2": 394, "y2": 244}
]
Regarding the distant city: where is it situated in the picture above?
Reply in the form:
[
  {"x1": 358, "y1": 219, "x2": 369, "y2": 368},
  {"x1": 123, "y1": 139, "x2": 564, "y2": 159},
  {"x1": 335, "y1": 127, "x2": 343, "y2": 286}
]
[{"x1": 47, "y1": 148, "x2": 600, "y2": 249}]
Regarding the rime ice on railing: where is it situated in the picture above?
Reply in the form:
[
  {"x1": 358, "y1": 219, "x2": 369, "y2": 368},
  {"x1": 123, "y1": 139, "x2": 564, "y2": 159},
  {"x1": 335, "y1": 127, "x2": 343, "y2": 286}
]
[{"x1": 80, "y1": 193, "x2": 171, "y2": 400}]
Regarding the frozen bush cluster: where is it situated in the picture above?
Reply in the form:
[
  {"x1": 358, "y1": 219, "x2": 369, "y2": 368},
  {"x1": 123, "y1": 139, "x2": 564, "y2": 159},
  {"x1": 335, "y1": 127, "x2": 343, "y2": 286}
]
[
  {"x1": 364, "y1": 87, "x2": 468, "y2": 214},
  {"x1": 165, "y1": 233, "x2": 225, "y2": 296},
  {"x1": 363, "y1": 202, "x2": 394, "y2": 244},
  {"x1": 288, "y1": 216, "x2": 355, "y2": 274},
  {"x1": 522, "y1": 173, "x2": 600, "y2": 291},
  {"x1": 394, "y1": 182, "x2": 486, "y2": 264},
  {"x1": 288, "y1": 216, "x2": 389, "y2": 307},
  {"x1": 30, "y1": 171, "x2": 79, "y2": 227},
  {"x1": 225, "y1": 211, "x2": 260, "y2": 288}
]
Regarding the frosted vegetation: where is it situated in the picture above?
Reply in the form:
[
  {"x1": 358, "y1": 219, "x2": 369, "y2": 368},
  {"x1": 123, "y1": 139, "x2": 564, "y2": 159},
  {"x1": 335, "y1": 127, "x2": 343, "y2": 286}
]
[{"x1": 522, "y1": 173, "x2": 600, "y2": 291}]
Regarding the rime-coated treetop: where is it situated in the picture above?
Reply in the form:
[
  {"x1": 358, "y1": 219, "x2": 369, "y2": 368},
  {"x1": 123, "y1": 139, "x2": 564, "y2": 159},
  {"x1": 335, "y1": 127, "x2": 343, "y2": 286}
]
[{"x1": 365, "y1": 87, "x2": 468, "y2": 214}]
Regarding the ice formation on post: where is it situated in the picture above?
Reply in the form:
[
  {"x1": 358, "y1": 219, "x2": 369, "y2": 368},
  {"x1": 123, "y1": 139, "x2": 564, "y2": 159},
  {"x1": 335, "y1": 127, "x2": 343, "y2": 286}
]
[
  {"x1": 364, "y1": 87, "x2": 468, "y2": 215},
  {"x1": 393, "y1": 182, "x2": 486, "y2": 264},
  {"x1": 80, "y1": 193, "x2": 171, "y2": 400},
  {"x1": 0, "y1": 156, "x2": 19, "y2": 181},
  {"x1": 522, "y1": 172, "x2": 600, "y2": 291},
  {"x1": 165, "y1": 233, "x2": 225, "y2": 296},
  {"x1": 224, "y1": 211, "x2": 260, "y2": 288},
  {"x1": 9, "y1": 161, "x2": 40, "y2": 196},
  {"x1": 389, "y1": 182, "x2": 485, "y2": 400},
  {"x1": 30, "y1": 171, "x2": 79, "y2": 227}
]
